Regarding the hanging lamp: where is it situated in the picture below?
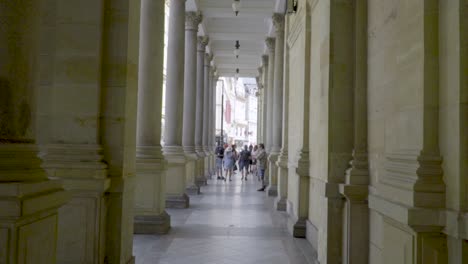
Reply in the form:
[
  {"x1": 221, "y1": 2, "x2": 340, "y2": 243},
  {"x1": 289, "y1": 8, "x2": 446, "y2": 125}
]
[
  {"x1": 232, "y1": 0, "x2": 240, "y2": 16},
  {"x1": 234, "y1": 40, "x2": 240, "y2": 58}
]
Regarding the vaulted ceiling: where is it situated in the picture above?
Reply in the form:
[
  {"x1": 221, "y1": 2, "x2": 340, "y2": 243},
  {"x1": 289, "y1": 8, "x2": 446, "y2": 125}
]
[{"x1": 187, "y1": 0, "x2": 287, "y2": 78}]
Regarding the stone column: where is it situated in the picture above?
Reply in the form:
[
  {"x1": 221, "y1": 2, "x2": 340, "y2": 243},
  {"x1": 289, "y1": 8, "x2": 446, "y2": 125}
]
[
  {"x1": 163, "y1": 0, "x2": 189, "y2": 208},
  {"x1": 261, "y1": 56, "x2": 269, "y2": 147},
  {"x1": 265, "y1": 38, "x2": 275, "y2": 154},
  {"x1": 338, "y1": 1, "x2": 369, "y2": 263},
  {"x1": 207, "y1": 68, "x2": 217, "y2": 176},
  {"x1": 0, "y1": 2, "x2": 69, "y2": 257},
  {"x1": 195, "y1": 36, "x2": 209, "y2": 186},
  {"x1": 265, "y1": 37, "x2": 276, "y2": 196},
  {"x1": 202, "y1": 53, "x2": 213, "y2": 178},
  {"x1": 256, "y1": 69, "x2": 263, "y2": 144},
  {"x1": 276, "y1": 13, "x2": 289, "y2": 211},
  {"x1": 183, "y1": 12, "x2": 202, "y2": 195},
  {"x1": 134, "y1": 0, "x2": 170, "y2": 234}
]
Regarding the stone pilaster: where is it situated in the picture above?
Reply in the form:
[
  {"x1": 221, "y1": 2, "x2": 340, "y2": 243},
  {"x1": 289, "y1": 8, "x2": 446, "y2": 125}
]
[
  {"x1": 134, "y1": 0, "x2": 170, "y2": 234},
  {"x1": 338, "y1": 1, "x2": 369, "y2": 263},
  {"x1": 163, "y1": 0, "x2": 189, "y2": 208},
  {"x1": 275, "y1": 13, "x2": 289, "y2": 212},
  {"x1": 195, "y1": 36, "x2": 209, "y2": 186},
  {"x1": 183, "y1": 12, "x2": 203, "y2": 195},
  {"x1": 99, "y1": 0, "x2": 141, "y2": 262},
  {"x1": 35, "y1": 0, "x2": 111, "y2": 261}
]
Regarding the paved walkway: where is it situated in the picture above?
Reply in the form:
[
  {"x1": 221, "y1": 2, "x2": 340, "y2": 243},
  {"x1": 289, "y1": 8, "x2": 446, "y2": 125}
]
[{"x1": 133, "y1": 171, "x2": 314, "y2": 264}]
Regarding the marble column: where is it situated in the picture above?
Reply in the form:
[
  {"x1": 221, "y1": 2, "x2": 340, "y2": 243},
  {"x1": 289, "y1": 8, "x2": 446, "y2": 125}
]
[
  {"x1": 202, "y1": 54, "x2": 213, "y2": 178},
  {"x1": 338, "y1": 1, "x2": 369, "y2": 262},
  {"x1": 265, "y1": 37, "x2": 276, "y2": 196},
  {"x1": 163, "y1": 0, "x2": 189, "y2": 208},
  {"x1": 261, "y1": 55, "x2": 269, "y2": 147},
  {"x1": 134, "y1": 0, "x2": 170, "y2": 234},
  {"x1": 183, "y1": 12, "x2": 203, "y2": 195},
  {"x1": 195, "y1": 36, "x2": 209, "y2": 186},
  {"x1": 275, "y1": 13, "x2": 289, "y2": 211}
]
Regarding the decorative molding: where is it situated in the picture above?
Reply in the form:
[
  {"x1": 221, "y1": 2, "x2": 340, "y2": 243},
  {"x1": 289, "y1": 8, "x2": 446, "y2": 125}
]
[
  {"x1": 185, "y1": 12, "x2": 202, "y2": 30},
  {"x1": 272, "y1": 13, "x2": 285, "y2": 32},
  {"x1": 287, "y1": 6, "x2": 304, "y2": 48},
  {"x1": 261, "y1": 55, "x2": 269, "y2": 66},
  {"x1": 265, "y1": 37, "x2": 276, "y2": 52},
  {"x1": 197, "y1": 36, "x2": 209, "y2": 50}
]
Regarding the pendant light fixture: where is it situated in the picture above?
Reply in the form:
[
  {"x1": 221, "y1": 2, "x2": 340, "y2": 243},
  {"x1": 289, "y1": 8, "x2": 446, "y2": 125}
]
[
  {"x1": 232, "y1": 0, "x2": 240, "y2": 16},
  {"x1": 234, "y1": 40, "x2": 240, "y2": 58},
  {"x1": 235, "y1": 68, "x2": 239, "y2": 80}
]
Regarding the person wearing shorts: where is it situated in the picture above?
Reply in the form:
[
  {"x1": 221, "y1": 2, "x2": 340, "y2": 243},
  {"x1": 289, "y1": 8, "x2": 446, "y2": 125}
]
[
  {"x1": 238, "y1": 145, "x2": 251, "y2": 181},
  {"x1": 215, "y1": 142, "x2": 225, "y2": 180}
]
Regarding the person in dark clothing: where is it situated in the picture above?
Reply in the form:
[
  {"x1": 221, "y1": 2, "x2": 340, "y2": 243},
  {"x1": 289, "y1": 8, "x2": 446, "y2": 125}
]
[
  {"x1": 215, "y1": 142, "x2": 225, "y2": 180},
  {"x1": 238, "y1": 145, "x2": 251, "y2": 181}
]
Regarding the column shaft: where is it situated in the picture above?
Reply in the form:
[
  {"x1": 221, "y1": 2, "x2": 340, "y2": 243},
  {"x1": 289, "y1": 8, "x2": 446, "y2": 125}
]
[
  {"x1": 265, "y1": 39, "x2": 275, "y2": 153},
  {"x1": 163, "y1": 0, "x2": 189, "y2": 208},
  {"x1": 164, "y1": 0, "x2": 186, "y2": 146},
  {"x1": 261, "y1": 57, "x2": 269, "y2": 146},
  {"x1": 134, "y1": 0, "x2": 170, "y2": 234},
  {"x1": 195, "y1": 36, "x2": 209, "y2": 186},
  {"x1": 272, "y1": 14, "x2": 285, "y2": 152},
  {"x1": 183, "y1": 12, "x2": 202, "y2": 195},
  {"x1": 202, "y1": 54, "x2": 212, "y2": 176},
  {"x1": 265, "y1": 37, "x2": 277, "y2": 196},
  {"x1": 276, "y1": 13, "x2": 289, "y2": 212}
]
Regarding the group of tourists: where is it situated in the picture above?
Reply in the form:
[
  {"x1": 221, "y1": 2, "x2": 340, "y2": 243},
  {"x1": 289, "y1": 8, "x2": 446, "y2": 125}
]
[{"x1": 214, "y1": 142, "x2": 268, "y2": 190}]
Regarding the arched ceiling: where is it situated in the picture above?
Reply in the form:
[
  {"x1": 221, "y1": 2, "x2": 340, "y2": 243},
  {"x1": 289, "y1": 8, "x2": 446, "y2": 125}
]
[{"x1": 187, "y1": 0, "x2": 287, "y2": 78}]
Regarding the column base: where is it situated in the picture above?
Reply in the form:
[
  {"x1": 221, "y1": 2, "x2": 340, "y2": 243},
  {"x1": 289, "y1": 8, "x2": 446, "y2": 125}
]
[
  {"x1": 266, "y1": 184, "x2": 278, "y2": 197},
  {"x1": 126, "y1": 256, "x2": 136, "y2": 264},
  {"x1": 165, "y1": 193, "x2": 190, "y2": 208},
  {"x1": 134, "y1": 211, "x2": 171, "y2": 234},
  {"x1": 293, "y1": 218, "x2": 307, "y2": 238},
  {"x1": 275, "y1": 196, "x2": 287, "y2": 211},
  {"x1": 186, "y1": 184, "x2": 201, "y2": 195},
  {"x1": 0, "y1": 180, "x2": 69, "y2": 263}
]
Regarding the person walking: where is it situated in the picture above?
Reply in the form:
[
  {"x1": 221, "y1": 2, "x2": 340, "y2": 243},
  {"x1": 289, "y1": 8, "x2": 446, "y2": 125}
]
[
  {"x1": 248, "y1": 144, "x2": 254, "y2": 173},
  {"x1": 215, "y1": 142, "x2": 225, "y2": 180},
  {"x1": 238, "y1": 145, "x2": 251, "y2": 181},
  {"x1": 223, "y1": 145, "x2": 237, "y2": 181},
  {"x1": 256, "y1": 144, "x2": 268, "y2": 191}
]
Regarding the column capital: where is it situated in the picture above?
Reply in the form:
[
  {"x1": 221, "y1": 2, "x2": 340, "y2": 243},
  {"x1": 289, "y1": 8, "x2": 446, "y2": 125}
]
[
  {"x1": 265, "y1": 37, "x2": 276, "y2": 52},
  {"x1": 261, "y1": 54, "x2": 269, "y2": 65},
  {"x1": 186, "y1": 11, "x2": 202, "y2": 30},
  {"x1": 197, "y1": 35, "x2": 209, "y2": 51},
  {"x1": 272, "y1": 13, "x2": 285, "y2": 32}
]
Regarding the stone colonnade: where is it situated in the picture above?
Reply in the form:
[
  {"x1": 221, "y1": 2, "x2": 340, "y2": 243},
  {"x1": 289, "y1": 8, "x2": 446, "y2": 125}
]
[
  {"x1": 0, "y1": 0, "x2": 218, "y2": 263},
  {"x1": 257, "y1": 1, "x2": 468, "y2": 264}
]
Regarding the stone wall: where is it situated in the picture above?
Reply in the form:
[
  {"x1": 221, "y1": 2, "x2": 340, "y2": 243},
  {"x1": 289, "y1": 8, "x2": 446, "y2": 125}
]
[{"x1": 284, "y1": 0, "x2": 467, "y2": 263}]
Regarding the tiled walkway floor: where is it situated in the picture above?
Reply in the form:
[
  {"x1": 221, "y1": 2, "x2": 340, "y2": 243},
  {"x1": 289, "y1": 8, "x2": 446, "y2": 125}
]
[{"x1": 133, "y1": 171, "x2": 314, "y2": 264}]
